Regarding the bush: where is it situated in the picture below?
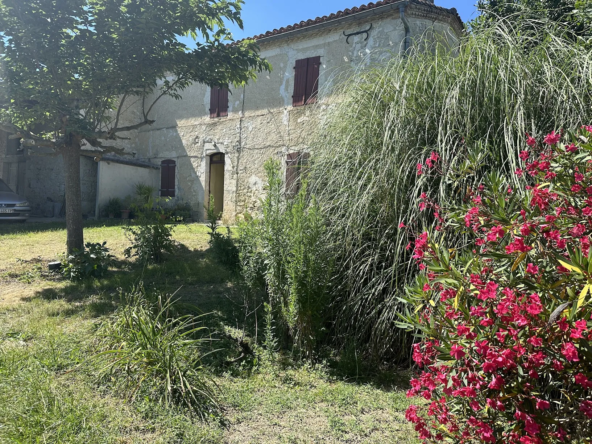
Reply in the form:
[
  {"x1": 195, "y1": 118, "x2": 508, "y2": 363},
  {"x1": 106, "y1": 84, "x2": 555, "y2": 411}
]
[
  {"x1": 97, "y1": 287, "x2": 217, "y2": 417},
  {"x1": 61, "y1": 242, "x2": 113, "y2": 281},
  {"x1": 400, "y1": 127, "x2": 592, "y2": 443},
  {"x1": 206, "y1": 196, "x2": 239, "y2": 270},
  {"x1": 171, "y1": 202, "x2": 193, "y2": 222},
  {"x1": 102, "y1": 198, "x2": 122, "y2": 218},
  {"x1": 124, "y1": 219, "x2": 175, "y2": 263},
  {"x1": 238, "y1": 160, "x2": 333, "y2": 357},
  {"x1": 308, "y1": 20, "x2": 592, "y2": 362}
]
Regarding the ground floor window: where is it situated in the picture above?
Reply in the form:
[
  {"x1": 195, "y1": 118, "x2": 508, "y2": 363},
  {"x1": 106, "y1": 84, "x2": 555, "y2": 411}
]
[
  {"x1": 285, "y1": 152, "x2": 310, "y2": 197},
  {"x1": 160, "y1": 159, "x2": 176, "y2": 197}
]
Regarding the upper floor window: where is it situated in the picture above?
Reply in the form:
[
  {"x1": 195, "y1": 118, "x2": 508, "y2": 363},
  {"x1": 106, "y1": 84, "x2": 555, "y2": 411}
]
[
  {"x1": 210, "y1": 87, "x2": 229, "y2": 118},
  {"x1": 160, "y1": 159, "x2": 176, "y2": 197},
  {"x1": 292, "y1": 56, "x2": 321, "y2": 107}
]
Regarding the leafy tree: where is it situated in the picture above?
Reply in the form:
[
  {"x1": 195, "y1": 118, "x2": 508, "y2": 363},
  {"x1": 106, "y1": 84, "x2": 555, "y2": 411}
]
[
  {"x1": 473, "y1": 0, "x2": 587, "y2": 39},
  {"x1": 0, "y1": 0, "x2": 269, "y2": 253}
]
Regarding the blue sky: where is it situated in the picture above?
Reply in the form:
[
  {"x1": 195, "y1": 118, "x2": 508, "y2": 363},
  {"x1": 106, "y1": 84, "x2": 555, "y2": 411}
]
[{"x1": 184, "y1": 0, "x2": 478, "y2": 44}]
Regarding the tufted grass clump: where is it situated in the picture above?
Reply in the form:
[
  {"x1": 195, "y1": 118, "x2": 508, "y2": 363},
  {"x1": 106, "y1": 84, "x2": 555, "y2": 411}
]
[
  {"x1": 97, "y1": 287, "x2": 218, "y2": 418},
  {"x1": 309, "y1": 20, "x2": 592, "y2": 362}
]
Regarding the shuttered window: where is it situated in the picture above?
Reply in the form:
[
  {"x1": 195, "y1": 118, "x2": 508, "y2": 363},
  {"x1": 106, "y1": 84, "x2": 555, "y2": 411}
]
[
  {"x1": 285, "y1": 152, "x2": 310, "y2": 197},
  {"x1": 160, "y1": 159, "x2": 176, "y2": 197},
  {"x1": 210, "y1": 87, "x2": 229, "y2": 118},
  {"x1": 292, "y1": 56, "x2": 321, "y2": 107}
]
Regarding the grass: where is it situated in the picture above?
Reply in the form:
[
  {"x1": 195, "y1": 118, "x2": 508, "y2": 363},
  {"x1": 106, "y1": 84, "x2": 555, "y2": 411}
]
[{"x1": 0, "y1": 220, "x2": 416, "y2": 443}]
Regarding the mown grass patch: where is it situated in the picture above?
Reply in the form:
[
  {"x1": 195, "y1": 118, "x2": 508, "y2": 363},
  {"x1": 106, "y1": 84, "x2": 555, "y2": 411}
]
[{"x1": 0, "y1": 222, "x2": 416, "y2": 443}]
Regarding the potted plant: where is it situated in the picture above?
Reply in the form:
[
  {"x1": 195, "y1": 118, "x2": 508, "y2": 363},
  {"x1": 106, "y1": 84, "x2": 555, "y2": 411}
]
[
  {"x1": 121, "y1": 195, "x2": 133, "y2": 220},
  {"x1": 104, "y1": 198, "x2": 122, "y2": 219}
]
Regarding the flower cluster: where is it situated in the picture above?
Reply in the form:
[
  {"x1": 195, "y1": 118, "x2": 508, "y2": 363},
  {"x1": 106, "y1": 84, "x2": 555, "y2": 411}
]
[{"x1": 401, "y1": 127, "x2": 592, "y2": 443}]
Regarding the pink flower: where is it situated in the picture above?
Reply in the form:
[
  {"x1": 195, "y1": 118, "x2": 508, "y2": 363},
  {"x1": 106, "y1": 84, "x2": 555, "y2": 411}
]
[
  {"x1": 450, "y1": 344, "x2": 465, "y2": 360},
  {"x1": 527, "y1": 336, "x2": 543, "y2": 347},
  {"x1": 544, "y1": 131, "x2": 561, "y2": 145},
  {"x1": 520, "y1": 150, "x2": 530, "y2": 160},
  {"x1": 422, "y1": 284, "x2": 431, "y2": 292},
  {"x1": 575, "y1": 172, "x2": 584, "y2": 182},
  {"x1": 526, "y1": 263, "x2": 539, "y2": 275},
  {"x1": 524, "y1": 417, "x2": 541, "y2": 436},
  {"x1": 399, "y1": 222, "x2": 406, "y2": 228},
  {"x1": 582, "y1": 125, "x2": 592, "y2": 134},
  {"x1": 572, "y1": 184, "x2": 583, "y2": 193},
  {"x1": 575, "y1": 373, "x2": 592, "y2": 389},
  {"x1": 561, "y1": 342, "x2": 579, "y2": 362},
  {"x1": 566, "y1": 143, "x2": 578, "y2": 153},
  {"x1": 526, "y1": 133, "x2": 537, "y2": 147},
  {"x1": 416, "y1": 163, "x2": 423, "y2": 175},
  {"x1": 580, "y1": 400, "x2": 592, "y2": 419},
  {"x1": 536, "y1": 399, "x2": 550, "y2": 410},
  {"x1": 489, "y1": 375, "x2": 505, "y2": 390},
  {"x1": 515, "y1": 168, "x2": 524, "y2": 177}
]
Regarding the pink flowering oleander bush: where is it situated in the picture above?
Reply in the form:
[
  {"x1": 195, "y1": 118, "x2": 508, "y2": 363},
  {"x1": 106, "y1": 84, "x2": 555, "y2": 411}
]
[{"x1": 399, "y1": 127, "x2": 592, "y2": 443}]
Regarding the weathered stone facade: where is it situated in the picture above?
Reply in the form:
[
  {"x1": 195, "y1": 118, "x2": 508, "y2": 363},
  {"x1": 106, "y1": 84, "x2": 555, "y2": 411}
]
[
  {"x1": 0, "y1": 0, "x2": 462, "y2": 221},
  {"x1": 124, "y1": 0, "x2": 462, "y2": 222}
]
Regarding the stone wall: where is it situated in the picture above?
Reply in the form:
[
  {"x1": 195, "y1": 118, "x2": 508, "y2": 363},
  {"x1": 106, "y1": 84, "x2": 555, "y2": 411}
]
[
  {"x1": 103, "y1": 3, "x2": 463, "y2": 222},
  {"x1": 24, "y1": 152, "x2": 97, "y2": 217}
]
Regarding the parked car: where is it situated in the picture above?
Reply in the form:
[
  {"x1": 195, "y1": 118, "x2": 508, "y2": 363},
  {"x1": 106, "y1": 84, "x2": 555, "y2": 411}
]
[{"x1": 0, "y1": 178, "x2": 30, "y2": 222}]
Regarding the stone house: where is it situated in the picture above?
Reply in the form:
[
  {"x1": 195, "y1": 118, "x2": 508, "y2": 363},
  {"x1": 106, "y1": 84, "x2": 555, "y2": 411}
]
[{"x1": 0, "y1": 0, "x2": 462, "y2": 221}]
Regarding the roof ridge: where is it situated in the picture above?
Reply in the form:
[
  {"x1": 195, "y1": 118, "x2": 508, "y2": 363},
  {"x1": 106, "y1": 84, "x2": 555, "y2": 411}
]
[{"x1": 232, "y1": 0, "x2": 463, "y2": 45}]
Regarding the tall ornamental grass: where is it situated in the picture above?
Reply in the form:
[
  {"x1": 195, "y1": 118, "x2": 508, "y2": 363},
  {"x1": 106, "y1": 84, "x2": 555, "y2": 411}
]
[{"x1": 309, "y1": 21, "x2": 592, "y2": 361}]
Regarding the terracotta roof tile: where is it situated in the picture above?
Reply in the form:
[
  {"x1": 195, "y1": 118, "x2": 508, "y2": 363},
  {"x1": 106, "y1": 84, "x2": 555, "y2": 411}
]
[{"x1": 234, "y1": 0, "x2": 462, "y2": 44}]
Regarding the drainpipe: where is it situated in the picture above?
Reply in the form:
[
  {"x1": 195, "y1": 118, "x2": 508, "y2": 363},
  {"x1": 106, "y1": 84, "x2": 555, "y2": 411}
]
[{"x1": 399, "y1": 2, "x2": 411, "y2": 56}]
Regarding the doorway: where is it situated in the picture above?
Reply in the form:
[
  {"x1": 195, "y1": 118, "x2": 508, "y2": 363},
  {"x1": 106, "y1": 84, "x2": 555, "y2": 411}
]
[{"x1": 209, "y1": 153, "x2": 225, "y2": 218}]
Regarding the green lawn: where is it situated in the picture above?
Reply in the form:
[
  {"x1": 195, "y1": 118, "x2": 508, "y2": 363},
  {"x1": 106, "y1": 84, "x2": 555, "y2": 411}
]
[{"x1": 0, "y1": 221, "x2": 416, "y2": 443}]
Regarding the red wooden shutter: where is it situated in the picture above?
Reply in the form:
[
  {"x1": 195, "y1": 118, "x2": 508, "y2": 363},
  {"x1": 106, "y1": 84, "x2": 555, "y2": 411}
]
[
  {"x1": 305, "y1": 56, "x2": 321, "y2": 105},
  {"x1": 219, "y1": 88, "x2": 229, "y2": 117},
  {"x1": 286, "y1": 152, "x2": 300, "y2": 196},
  {"x1": 210, "y1": 87, "x2": 219, "y2": 118},
  {"x1": 161, "y1": 160, "x2": 176, "y2": 197},
  {"x1": 293, "y1": 59, "x2": 308, "y2": 107}
]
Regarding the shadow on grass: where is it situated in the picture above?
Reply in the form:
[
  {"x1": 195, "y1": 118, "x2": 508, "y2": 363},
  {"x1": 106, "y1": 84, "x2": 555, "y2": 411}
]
[
  {"x1": 0, "y1": 219, "x2": 132, "y2": 236},
  {"x1": 23, "y1": 241, "x2": 241, "y2": 324}
]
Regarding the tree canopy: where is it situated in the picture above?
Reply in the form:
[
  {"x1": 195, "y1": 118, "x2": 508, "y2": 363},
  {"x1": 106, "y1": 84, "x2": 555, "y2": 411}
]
[
  {"x1": 0, "y1": 0, "x2": 270, "y2": 252},
  {"x1": 0, "y1": 0, "x2": 269, "y2": 149}
]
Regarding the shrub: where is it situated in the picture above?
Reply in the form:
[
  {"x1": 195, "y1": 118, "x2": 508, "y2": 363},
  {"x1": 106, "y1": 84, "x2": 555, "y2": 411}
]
[
  {"x1": 308, "y1": 20, "x2": 592, "y2": 362},
  {"x1": 171, "y1": 202, "x2": 193, "y2": 222},
  {"x1": 102, "y1": 198, "x2": 122, "y2": 218},
  {"x1": 124, "y1": 219, "x2": 175, "y2": 263},
  {"x1": 238, "y1": 160, "x2": 333, "y2": 357},
  {"x1": 61, "y1": 242, "x2": 113, "y2": 281},
  {"x1": 206, "y1": 196, "x2": 239, "y2": 270},
  {"x1": 400, "y1": 127, "x2": 592, "y2": 443},
  {"x1": 97, "y1": 287, "x2": 217, "y2": 417}
]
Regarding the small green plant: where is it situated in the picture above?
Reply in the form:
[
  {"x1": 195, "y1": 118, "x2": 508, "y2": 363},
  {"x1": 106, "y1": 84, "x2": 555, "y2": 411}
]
[
  {"x1": 124, "y1": 219, "x2": 175, "y2": 264},
  {"x1": 135, "y1": 183, "x2": 156, "y2": 206},
  {"x1": 61, "y1": 242, "x2": 113, "y2": 281},
  {"x1": 97, "y1": 287, "x2": 217, "y2": 417},
  {"x1": 206, "y1": 195, "x2": 239, "y2": 270},
  {"x1": 103, "y1": 198, "x2": 122, "y2": 218},
  {"x1": 171, "y1": 202, "x2": 193, "y2": 222}
]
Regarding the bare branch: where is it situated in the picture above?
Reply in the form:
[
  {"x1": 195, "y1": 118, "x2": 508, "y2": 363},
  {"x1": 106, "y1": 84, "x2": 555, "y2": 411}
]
[
  {"x1": 145, "y1": 75, "x2": 185, "y2": 119},
  {"x1": 92, "y1": 118, "x2": 155, "y2": 139},
  {"x1": 21, "y1": 139, "x2": 59, "y2": 148},
  {"x1": 113, "y1": 93, "x2": 128, "y2": 132}
]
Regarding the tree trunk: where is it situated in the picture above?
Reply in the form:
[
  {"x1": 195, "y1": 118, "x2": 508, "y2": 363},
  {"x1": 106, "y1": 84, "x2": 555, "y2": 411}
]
[{"x1": 62, "y1": 139, "x2": 84, "y2": 254}]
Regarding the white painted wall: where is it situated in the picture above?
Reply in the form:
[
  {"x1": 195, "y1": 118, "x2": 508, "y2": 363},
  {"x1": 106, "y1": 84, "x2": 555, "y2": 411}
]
[{"x1": 95, "y1": 161, "x2": 160, "y2": 217}]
